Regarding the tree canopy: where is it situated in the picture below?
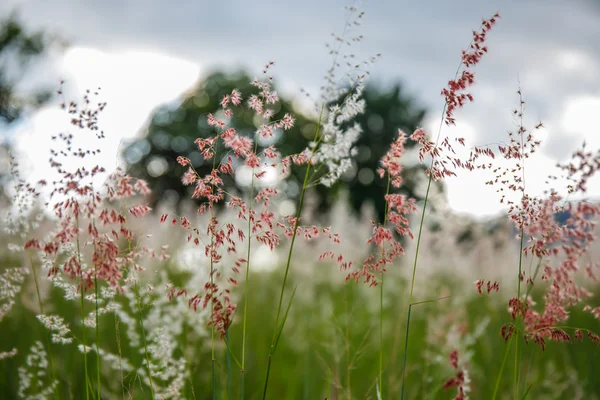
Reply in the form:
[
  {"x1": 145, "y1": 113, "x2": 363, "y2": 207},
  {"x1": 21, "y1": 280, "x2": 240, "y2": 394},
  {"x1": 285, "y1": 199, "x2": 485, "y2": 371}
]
[
  {"x1": 125, "y1": 70, "x2": 437, "y2": 222},
  {"x1": 0, "y1": 13, "x2": 62, "y2": 126},
  {"x1": 0, "y1": 12, "x2": 65, "y2": 204}
]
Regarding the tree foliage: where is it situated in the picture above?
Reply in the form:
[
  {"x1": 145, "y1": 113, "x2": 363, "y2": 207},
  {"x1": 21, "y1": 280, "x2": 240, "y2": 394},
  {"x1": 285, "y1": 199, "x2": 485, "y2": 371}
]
[
  {"x1": 125, "y1": 71, "x2": 438, "y2": 222},
  {"x1": 0, "y1": 13, "x2": 62, "y2": 126},
  {"x1": 0, "y1": 12, "x2": 64, "y2": 204}
]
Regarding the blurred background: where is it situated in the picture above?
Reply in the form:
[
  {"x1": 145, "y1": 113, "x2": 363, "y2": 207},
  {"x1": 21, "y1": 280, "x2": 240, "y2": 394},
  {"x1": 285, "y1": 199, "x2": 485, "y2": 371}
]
[
  {"x1": 0, "y1": 0, "x2": 599, "y2": 219},
  {"x1": 0, "y1": 1, "x2": 600, "y2": 398}
]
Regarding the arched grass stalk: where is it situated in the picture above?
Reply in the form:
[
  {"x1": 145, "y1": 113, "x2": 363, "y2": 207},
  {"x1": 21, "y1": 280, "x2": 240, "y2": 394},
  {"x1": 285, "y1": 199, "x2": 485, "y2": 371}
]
[
  {"x1": 492, "y1": 335, "x2": 514, "y2": 400},
  {"x1": 400, "y1": 13, "x2": 500, "y2": 398},
  {"x1": 261, "y1": 109, "x2": 323, "y2": 398},
  {"x1": 400, "y1": 94, "x2": 449, "y2": 400}
]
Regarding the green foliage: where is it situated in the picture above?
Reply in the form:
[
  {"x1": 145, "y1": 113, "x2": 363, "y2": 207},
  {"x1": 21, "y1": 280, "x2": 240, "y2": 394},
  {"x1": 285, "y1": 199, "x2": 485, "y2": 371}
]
[
  {"x1": 0, "y1": 12, "x2": 63, "y2": 126},
  {"x1": 1, "y1": 265, "x2": 598, "y2": 399}
]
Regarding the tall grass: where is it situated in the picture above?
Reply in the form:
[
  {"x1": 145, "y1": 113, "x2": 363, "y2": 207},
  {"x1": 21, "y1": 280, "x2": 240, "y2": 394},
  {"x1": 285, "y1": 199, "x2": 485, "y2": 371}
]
[{"x1": 1, "y1": 5, "x2": 600, "y2": 400}]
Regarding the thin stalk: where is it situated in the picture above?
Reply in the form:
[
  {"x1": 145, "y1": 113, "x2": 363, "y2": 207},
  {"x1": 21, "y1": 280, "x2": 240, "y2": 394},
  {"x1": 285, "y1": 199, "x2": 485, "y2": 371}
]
[
  {"x1": 241, "y1": 141, "x2": 258, "y2": 399},
  {"x1": 134, "y1": 281, "x2": 155, "y2": 399},
  {"x1": 29, "y1": 255, "x2": 60, "y2": 400},
  {"x1": 92, "y1": 219, "x2": 101, "y2": 399},
  {"x1": 181, "y1": 323, "x2": 197, "y2": 400},
  {"x1": 273, "y1": 142, "x2": 314, "y2": 329},
  {"x1": 379, "y1": 175, "x2": 391, "y2": 396},
  {"x1": 305, "y1": 347, "x2": 311, "y2": 400},
  {"x1": 521, "y1": 345, "x2": 535, "y2": 396},
  {"x1": 514, "y1": 228, "x2": 525, "y2": 399},
  {"x1": 400, "y1": 175, "x2": 433, "y2": 399},
  {"x1": 493, "y1": 335, "x2": 514, "y2": 400},
  {"x1": 75, "y1": 214, "x2": 90, "y2": 400},
  {"x1": 400, "y1": 304, "x2": 413, "y2": 398},
  {"x1": 379, "y1": 274, "x2": 384, "y2": 392},
  {"x1": 210, "y1": 256, "x2": 216, "y2": 400},
  {"x1": 209, "y1": 145, "x2": 219, "y2": 400},
  {"x1": 515, "y1": 88, "x2": 527, "y2": 400},
  {"x1": 118, "y1": 196, "x2": 155, "y2": 400},
  {"x1": 345, "y1": 285, "x2": 351, "y2": 400},
  {"x1": 525, "y1": 257, "x2": 543, "y2": 298},
  {"x1": 401, "y1": 51, "x2": 466, "y2": 399},
  {"x1": 114, "y1": 313, "x2": 125, "y2": 399},
  {"x1": 261, "y1": 165, "x2": 309, "y2": 397},
  {"x1": 226, "y1": 330, "x2": 232, "y2": 400},
  {"x1": 261, "y1": 108, "x2": 324, "y2": 399}
]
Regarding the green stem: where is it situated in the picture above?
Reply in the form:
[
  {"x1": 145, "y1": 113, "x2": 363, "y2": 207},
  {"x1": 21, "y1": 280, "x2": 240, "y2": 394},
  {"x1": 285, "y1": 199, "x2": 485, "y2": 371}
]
[
  {"x1": 118, "y1": 194, "x2": 155, "y2": 400},
  {"x1": 76, "y1": 214, "x2": 90, "y2": 400},
  {"x1": 522, "y1": 345, "x2": 535, "y2": 396},
  {"x1": 400, "y1": 48, "x2": 468, "y2": 399},
  {"x1": 400, "y1": 304, "x2": 413, "y2": 398},
  {"x1": 209, "y1": 144, "x2": 219, "y2": 400},
  {"x1": 515, "y1": 89, "x2": 527, "y2": 400},
  {"x1": 114, "y1": 313, "x2": 125, "y2": 399},
  {"x1": 379, "y1": 175, "x2": 391, "y2": 396},
  {"x1": 262, "y1": 107, "x2": 324, "y2": 399},
  {"x1": 92, "y1": 215, "x2": 101, "y2": 400},
  {"x1": 514, "y1": 227, "x2": 525, "y2": 399},
  {"x1": 29, "y1": 256, "x2": 60, "y2": 400},
  {"x1": 493, "y1": 335, "x2": 514, "y2": 400},
  {"x1": 379, "y1": 273, "x2": 384, "y2": 393},
  {"x1": 400, "y1": 175, "x2": 433, "y2": 399},
  {"x1": 135, "y1": 281, "x2": 155, "y2": 399},
  {"x1": 226, "y1": 330, "x2": 232, "y2": 400},
  {"x1": 241, "y1": 142, "x2": 258, "y2": 399}
]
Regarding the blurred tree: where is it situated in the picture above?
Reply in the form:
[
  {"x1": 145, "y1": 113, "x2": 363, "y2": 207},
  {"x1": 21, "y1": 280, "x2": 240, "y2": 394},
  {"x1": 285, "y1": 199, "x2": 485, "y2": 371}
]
[
  {"x1": 125, "y1": 71, "x2": 439, "y2": 222},
  {"x1": 0, "y1": 12, "x2": 62, "y2": 125},
  {"x1": 0, "y1": 12, "x2": 65, "y2": 203},
  {"x1": 125, "y1": 70, "x2": 317, "y2": 211}
]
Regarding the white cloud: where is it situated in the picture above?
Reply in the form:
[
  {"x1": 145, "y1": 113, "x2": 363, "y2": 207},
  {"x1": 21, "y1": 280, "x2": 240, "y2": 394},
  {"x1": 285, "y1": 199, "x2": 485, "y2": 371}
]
[
  {"x1": 561, "y1": 95, "x2": 600, "y2": 149},
  {"x1": 13, "y1": 47, "x2": 200, "y2": 196}
]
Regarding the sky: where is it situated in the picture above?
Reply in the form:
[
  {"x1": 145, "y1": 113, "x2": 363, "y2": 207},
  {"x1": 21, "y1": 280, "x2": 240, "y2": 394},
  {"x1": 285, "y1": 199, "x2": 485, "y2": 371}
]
[{"x1": 1, "y1": 0, "x2": 599, "y2": 218}]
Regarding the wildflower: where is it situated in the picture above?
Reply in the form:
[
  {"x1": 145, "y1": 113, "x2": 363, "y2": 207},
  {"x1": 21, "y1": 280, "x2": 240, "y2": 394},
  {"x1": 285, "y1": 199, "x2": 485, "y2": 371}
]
[
  {"x1": 442, "y1": 13, "x2": 500, "y2": 126},
  {"x1": 181, "y1": 168, "x2": 197, "y2": 186}
]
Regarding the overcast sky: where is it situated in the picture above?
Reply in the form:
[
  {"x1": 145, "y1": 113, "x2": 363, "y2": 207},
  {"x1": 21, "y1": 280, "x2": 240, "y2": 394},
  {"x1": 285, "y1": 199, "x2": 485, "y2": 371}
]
[{"x1": 1, "y1": 0, "x2": 599, "y2": 218}]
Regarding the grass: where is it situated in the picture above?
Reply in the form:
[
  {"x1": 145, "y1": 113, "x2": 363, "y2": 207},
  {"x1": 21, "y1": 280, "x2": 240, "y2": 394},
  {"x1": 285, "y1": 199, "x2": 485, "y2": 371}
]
[
  {"x1": 1, "y1": 7, "x2": 599, "y2": 400},
  {"x1": 1, "y1": 263, "x2": 598, "y2": 399}
]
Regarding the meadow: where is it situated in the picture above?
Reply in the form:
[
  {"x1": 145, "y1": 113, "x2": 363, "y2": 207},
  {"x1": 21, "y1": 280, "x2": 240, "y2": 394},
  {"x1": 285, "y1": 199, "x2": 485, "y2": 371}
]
[{"x1": 1, "y1": 6, "x2": 599, "y2": 400}]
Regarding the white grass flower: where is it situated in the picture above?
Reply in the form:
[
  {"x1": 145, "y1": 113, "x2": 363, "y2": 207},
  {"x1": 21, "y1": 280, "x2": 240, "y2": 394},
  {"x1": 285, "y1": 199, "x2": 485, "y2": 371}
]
[
  {"x1": 36, "y1": 314, "x2": 73, "y2": 344},
  {"x1": 0, "y1": 348, "x2": 18, "y2": 360},
  {"x1": 18, "y1": 341, "x2": 57, "y2": 399}
]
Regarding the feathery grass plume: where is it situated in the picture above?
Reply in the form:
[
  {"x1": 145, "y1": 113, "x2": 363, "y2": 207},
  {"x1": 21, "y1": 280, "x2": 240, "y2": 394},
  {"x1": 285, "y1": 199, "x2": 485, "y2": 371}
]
[
  {"x1": 21, "y1": 85, "x2": 160, "y2": 398},
  {"x1": 478, "y1": 89, "x2": 600, "y2": 357},
  {"x1": 401, "y1": 12, "x2": 501, "y2": 399},
  {"x1": 2, "y1": 153, "x2": 46, "y2": 361},
  {"x1": 344, "y1": 130, "x2": 417, "y2": 286},
  {"x1": 17, "y1": 341, "x2": 58, "y2": 400},
  {"x1": 0, "y1": 267, "x2": 28, "y2": 359}
]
